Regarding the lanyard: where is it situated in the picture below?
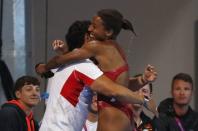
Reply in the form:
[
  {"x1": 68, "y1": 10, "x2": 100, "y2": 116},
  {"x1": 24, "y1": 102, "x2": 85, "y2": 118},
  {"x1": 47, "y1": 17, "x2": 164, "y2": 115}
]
[
  {"x1": 83, "y1": 124, "x2": 88, "y2": 131},
  {"x1": 175, "y1": 117, "x2": 185, "y2": 131}
]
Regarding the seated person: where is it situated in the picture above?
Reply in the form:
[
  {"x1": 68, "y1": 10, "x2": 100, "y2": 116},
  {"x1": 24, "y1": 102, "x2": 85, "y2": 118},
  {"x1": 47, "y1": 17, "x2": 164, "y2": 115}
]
[
  {"x1": 82, "y1": 92, "x2": 98, "y2": 131},
  {"x1": 0, "y1": 75, "x2": 40, "y2": 131},
  {"x1": 130, "y1": 75, "x2": 157, "y2": 130},
  {"x1": 157, "y1": 73, "x2": 198, "y2": 131}
]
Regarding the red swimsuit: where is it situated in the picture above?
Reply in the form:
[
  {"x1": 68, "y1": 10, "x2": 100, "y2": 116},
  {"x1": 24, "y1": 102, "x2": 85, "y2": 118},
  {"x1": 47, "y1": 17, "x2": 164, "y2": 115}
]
[{"x1": 98, "y1": 64, "x2": 133, "y2": 122}]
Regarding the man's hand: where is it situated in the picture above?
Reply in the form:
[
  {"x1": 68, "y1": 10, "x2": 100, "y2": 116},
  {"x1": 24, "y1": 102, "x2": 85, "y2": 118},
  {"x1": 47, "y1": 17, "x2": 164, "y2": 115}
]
[
  {"x1": 52, "y1": 40, "x2": 68, "y2": 54},
  {"x1": 35, "y1": 63, "x2": 47, "y2": 75},
  {"x1": 35, "y1": 63, "x2": 54, "y2": 78},
  {"x1": 143, "y1": 64, "x2": 157, "y2": 83}
]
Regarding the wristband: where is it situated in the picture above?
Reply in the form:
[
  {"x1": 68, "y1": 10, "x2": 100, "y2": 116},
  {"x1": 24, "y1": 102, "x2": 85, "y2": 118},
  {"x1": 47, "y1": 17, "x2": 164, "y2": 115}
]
[
  {"x1": 41, "y1": 71, "x2": 54, "y2": 78},
  {"x1": 35, "y1": 63, "x2": 54, "y2": 78}
]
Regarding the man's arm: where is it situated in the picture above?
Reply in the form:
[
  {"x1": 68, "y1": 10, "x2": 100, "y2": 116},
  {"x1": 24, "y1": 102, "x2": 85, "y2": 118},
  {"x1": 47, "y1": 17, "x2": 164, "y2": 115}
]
[
  {"x1": 90, "y1": 75, "x2": 157, "y2": 115},
  {"x1": 90, "y1": 75, "x2": 144, "y2": 104}
]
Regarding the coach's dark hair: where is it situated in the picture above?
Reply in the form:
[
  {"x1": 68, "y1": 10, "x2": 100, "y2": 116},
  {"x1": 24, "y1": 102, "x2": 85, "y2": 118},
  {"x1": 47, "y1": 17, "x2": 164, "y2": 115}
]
[
  {"x1": 65, "y1": 20, "x2": 91, "y2": 51},
  {"x1": 97, "y1": 9, "x2": 136, "y2": 39},
  {"x1": 171, "y1": 73, "x2": 193, "y2": 90}
]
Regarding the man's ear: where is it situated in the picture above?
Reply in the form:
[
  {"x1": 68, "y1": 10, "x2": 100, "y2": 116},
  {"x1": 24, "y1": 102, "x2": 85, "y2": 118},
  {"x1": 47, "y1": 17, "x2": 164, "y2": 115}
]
[{"x1": 15, "y1": 91, "x2": 21, "y2": 99}]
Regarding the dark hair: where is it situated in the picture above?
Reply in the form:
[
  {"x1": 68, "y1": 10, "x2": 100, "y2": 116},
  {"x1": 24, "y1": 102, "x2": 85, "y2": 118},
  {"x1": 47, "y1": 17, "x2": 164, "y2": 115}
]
[
  {"x1": 65, "y1": 20, "x2": 91, "y2": 51},
  {"x1": 171, "y1": 73, "x2": 193, "y2": 90},
  {"x1": 133, "y1": 74, "x2": 153, "y2": 93},
  {"x1": 14, "y1": 75, "x2": 40, "y2": 93},
  {"x1": 97, "y1": 9, "x2": 136, "y2": 39}
]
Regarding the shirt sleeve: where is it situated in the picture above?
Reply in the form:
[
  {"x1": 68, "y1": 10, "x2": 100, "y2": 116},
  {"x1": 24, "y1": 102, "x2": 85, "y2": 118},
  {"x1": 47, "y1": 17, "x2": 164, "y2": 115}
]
[{"x1": 75, "y1": 60, "x2": 103, "y2": 86}]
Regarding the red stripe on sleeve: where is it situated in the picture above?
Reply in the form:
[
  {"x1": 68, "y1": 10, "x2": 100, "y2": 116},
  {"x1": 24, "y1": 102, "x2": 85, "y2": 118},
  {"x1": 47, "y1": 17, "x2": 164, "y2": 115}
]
[{"x1": 60, "y1": 70, "x2": 95, "y2": 106}]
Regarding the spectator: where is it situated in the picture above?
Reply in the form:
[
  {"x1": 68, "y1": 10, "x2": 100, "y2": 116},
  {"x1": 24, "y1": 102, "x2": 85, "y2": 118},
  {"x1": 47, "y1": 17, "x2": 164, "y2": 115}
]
[
  {"x1": 130, "y1": 75, "x2": 157, "y2": 130},
  {"x1": 157, "y1": 73, "x2": 198, "y2": 131},
  {"x1": 82, "y1": 93, "x2": 98, "y2": 131},
  {"x1": 0, "y1": 75, "x2": 40, "y2": 131}
]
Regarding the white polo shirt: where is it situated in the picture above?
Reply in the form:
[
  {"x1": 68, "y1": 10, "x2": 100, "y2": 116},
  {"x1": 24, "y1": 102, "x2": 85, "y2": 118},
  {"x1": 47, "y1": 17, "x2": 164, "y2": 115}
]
[{"x1": 39, "y1": 59, "x2": 103, "y2": 131}]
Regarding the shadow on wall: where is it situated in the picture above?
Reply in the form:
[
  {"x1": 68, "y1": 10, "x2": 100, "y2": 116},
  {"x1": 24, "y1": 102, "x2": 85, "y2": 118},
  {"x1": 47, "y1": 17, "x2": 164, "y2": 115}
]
[
  {"x1": 0, "y1": 0, "x2": 14, "y2": 103},
  {"x1": 195, "y1": 20, "x2": 198, "y2": 111}
]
